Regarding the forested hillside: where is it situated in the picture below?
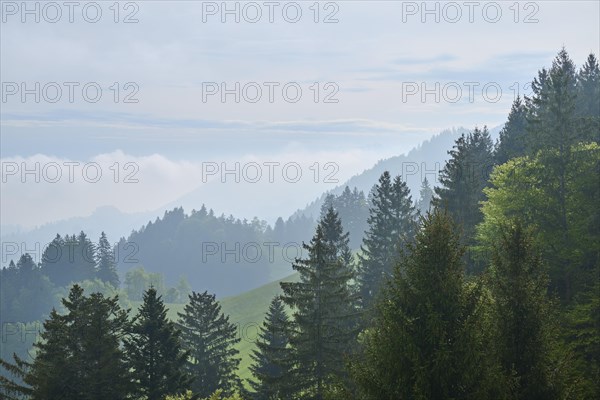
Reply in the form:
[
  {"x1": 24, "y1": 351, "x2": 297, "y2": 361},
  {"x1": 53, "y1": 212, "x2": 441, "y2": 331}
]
[{"x1": 1, "y1": 49, "x2": 598, "y2": 400}]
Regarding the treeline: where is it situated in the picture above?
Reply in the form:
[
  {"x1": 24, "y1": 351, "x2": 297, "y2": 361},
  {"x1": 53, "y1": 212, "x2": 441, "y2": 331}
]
[
  {"x1": 0, "y1": 285, "x2": 245, "y2": 400},
  {"x1": 1, "y1": 48, "x2": 598, "y2": 399},
  {"x1": 117, "y1": 206, "x2": 315, "y2": 296},
  {"x1": 0, "y1": 232, "x2": 193, "y2": 328}
]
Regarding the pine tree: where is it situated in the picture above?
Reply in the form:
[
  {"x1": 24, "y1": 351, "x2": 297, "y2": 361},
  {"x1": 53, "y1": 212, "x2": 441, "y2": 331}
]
[
  {"x1": 248, "y1": 296, "x2": 294, "y2": 400},
  {"x1": 126, "y1": 287, "x2": 190, "y2": 400},
  {"x1": 177, "y1": 291, "x2": 241, "y2": 397},
  {"x1": 496, "y1": 96, "x2": 528, "y2": 164},
  {"x1": 489, "y1": 220, "x2": 561, "y2": 400},
  {"x1": 96, "y1": 231, "x2": 120, "y2": 287},
  {"x1": 351, "y1": 210, "x2": 496, "y2": 400},
  {"x1": 434, "y1": 126, "x2": 494, "y2": 273},
  {"x1": 26, "y1": 285, "x2": 132, "y2": 400},
  {"x1": 357, "y1": 172, "x2": 416, "y2": 307},
  {"x1": 280, "y1": 207, "x2": 359, "y2": 399}
]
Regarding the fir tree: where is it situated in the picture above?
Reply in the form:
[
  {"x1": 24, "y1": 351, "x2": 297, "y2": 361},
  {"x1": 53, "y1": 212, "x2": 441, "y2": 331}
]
[
  {"x1": 357, "y1": 172, "x2": 416, "y2": 307},
  {"x1": 496, "y1": 96, "x2": 528, "y2": 164},
  {"x1": 280, "y1": 207, "x2": 359, "y2": 400},
  {"x1": 434, "y1": 126, "x2": 494, "y2": 273},
  {"x1": 96, "y1": 231, "x2": 120, "y2": 287},
  {"x1": 351, "y1": 210, "x2": 496, "y2": 400},
  {"x1": 126, "y1": 287, "x2": 190, "y2": 400},
  {"x1": 177, "y1": 291, "x2": 241, "y2": 397},
  {"x1": 248, "y1": 296, "x2": 294, "y2": 400},
  {"x1": 489, "y1": 220, "x2": 561, "y2": 400},
  {"x1": 416, "y1": 177, "x2": 434, "y2": 216},
  {"x1": 576, "y1": 53, "x2": 600, "y2": 143},
  {"x1": 26, "y1": 285, "x2": 132, "y2": 400}
]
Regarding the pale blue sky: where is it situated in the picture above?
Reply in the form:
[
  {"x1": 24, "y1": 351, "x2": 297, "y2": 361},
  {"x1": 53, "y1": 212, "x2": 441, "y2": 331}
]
[{"x1": 1, "y1": 0, "x2": 599, "y2": 229}]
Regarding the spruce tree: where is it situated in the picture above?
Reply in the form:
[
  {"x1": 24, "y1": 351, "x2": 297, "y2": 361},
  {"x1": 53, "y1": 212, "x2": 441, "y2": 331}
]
[
  {"x1": 280, "y1": 207, "x2": 359, "y2": 400},
  {"x1": 495, "y1": 96, "x2": 528, "y2": 164},
  {"x1": 126, "y1": 287, "x2": 190, "y2": 400},
  {"x1": 434, "y1": 126, "x2": 494, "y2": 273},
  {"x1": 177, "y1": 291, "x2": 241, "y2": 397},
  {"x1": 357, "y1": 172, "x2": 415, "y2": 307},
  {"x1": 576, "y1": 53, "x2": 600, "y2": 143},
  {"x1": 351, "y1": 210, "x2": 495, "y2": 400},
  {"x1": 489, "y1": 220, "x2": 561, "y2": 400},
  {"x1": 26, "y1": 285, "x2": 132, "y2": 400},
  {"x1": 248, "y1": 296, "x2": 294, "y2": 400},
  {"x1": 416, "y1": 177, "x2": 434, "y2": 216},
  {"x1": 96, "y1": 231, "x2": 120, "y2": 287}
]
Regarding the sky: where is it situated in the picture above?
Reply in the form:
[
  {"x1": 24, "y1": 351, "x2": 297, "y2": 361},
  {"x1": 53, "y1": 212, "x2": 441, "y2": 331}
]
[{"x1": 1, "y1": 0, "x2": 599, "y2": 230}]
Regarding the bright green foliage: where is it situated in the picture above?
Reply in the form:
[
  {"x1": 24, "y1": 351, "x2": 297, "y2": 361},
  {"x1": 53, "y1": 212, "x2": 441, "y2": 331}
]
[
  {"x1": 488, "y1": 220, "x2": 562, "y2": 400},
  {"x1": 478, "y1": 143, "x2": 600, "y2": 302},
  {"x1": 351, "y1": 210, "x2": 497, "y2": 400},
  {"x1": 280, "y1": 207, "x2": 359, "y2": 399},
  {"x1": 248, "y1": 296, "x2": 294, "y2": 400},
  {"x1": 126, "y1": 287, "x2": 191, "y2": 400},
  {"x1": 26, "y1": 285, "x2": 132, "y2": 400},
  {"x1": 357, "y1": 172, "x2": 416, "y2": 307},
  {"x1": 177, "y1": 291, "x2": 241, "y2": 397},
  {"x1": 434, "y1": 126, "x2": 494, "y2": 273}
]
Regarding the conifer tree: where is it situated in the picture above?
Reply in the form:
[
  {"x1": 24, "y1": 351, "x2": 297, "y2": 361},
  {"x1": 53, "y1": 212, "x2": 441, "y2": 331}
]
[
  {"x1": 357, "y1": 172, "x2": 415, "y2": 307},
  {"x1": 280, "y1": 207, "x2": 359, "y2": 399},
  {"x1": 489, "y1": 220, "x2": 562, "y2": 400},
  {"x1": 96, "y1": 231, "x2": 120, "y2": 287},
  {"x1": 248, "y1": 296, "x2": 294, "y2": 400},
  {"x1": 26, "y1": 285, "x2": 132, "y2": 400},
  {"x1": 576, "y1": 53, "x2": 600, "y2": 143},
  {"x1": 495, "y1": 96, "x2": 528, "y2": 164},
  {"x1": 177, "y1": 291, "x2": 241, "y2": 397},
  {"x1": 434, "y1": 126, "x2": 494, "y2": 273},
  {"x1": 126, "y1": 287, "x2": 190, "y2": 400},
  {"x1": 416, "y1": 177, "x2": 434, "y2": 216},
  {"x1": 351, "y1": 210, "x2": 496, "y2": 400}
]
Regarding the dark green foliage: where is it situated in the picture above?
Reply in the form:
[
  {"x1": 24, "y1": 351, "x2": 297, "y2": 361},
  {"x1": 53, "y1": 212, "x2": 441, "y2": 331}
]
[
  {"x1": 96, "y1": 231, "x2": 120, "y2": 287},
  {"x1": 26, "y1": 285, "x2": 132, "y2": 400},
  {"x1": 488, "y1": 220, "x2": 562, "y2": 400},
  {"x1": 434, "y1": 126, "x2": 494, "y2": 273},
  {"x1": 280, "y1": 207, "x2": 359, "y2": 399},
  {"x1": 351, "y1": 210, "x2": 496, "y2": 400},
  {"x1": 496, "y1": 96, "x2": 528, "y2": 164},
  {"x1": 248, "y1": 296, "x2": 294, "y2": 400},
  {"x1": 126, "y1": 287, "x2": 191, "y2": 400},
  {"x1": 177, "y1": 291, "x2": 241, "y2": 397},
  {"x1": 526, "y1": 48, "x2": 582, "y2": 153},
  {"x1": 357, "y1": 172, "x2": 416, "y2": 308},
  {"x1": 564, "y1": 279, "x2": 600, "y2": 399},
  {"x1": 575, "y1": 53, "x2": 600, "y2": 143},
  {"x1": 0, "y1": 353, "x2": 33, "y2": 400},
  {"x1": 40, "y1": 232, "x2": 96, "y2": 287}
]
